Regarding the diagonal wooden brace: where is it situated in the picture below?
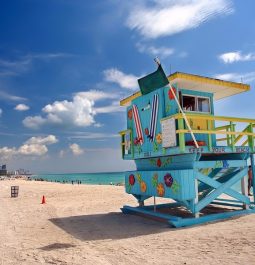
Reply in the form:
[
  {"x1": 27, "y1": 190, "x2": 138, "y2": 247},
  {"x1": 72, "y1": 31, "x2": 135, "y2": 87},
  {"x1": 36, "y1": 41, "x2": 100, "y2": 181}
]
[
  {"x1": 195, "y1": 168, "x2": 250, "y2": 212},
  {"x1": 199, "y1": 169, "x2": 243, "y2": 195},
  {"x1": 198, "y1": 168, "x2": 222, "y2": 192},
  {"x1": 197, "y1": 171, "x2": 249, "y2": 204}
]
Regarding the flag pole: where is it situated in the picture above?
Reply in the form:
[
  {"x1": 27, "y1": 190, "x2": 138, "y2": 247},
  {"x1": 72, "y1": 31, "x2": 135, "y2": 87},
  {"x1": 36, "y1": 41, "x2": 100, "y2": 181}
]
[{"x1": 154, "y1": 58, "x2": 199, "y2": 149}]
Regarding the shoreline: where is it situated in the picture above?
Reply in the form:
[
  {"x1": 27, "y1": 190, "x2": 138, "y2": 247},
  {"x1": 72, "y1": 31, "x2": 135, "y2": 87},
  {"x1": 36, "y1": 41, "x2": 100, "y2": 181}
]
[{"x1": 0, "y1": 176, "x2": 125, "y2": 186}]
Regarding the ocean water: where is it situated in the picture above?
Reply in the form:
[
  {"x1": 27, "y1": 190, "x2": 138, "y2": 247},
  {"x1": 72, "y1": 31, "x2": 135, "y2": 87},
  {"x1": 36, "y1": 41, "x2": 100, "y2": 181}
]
[
  {"x1": 32, "y1": 172, "x2": 125, "y2": 185},
  {"x1": 31, "y1": 172, "x2": 245, "y2": 191}
]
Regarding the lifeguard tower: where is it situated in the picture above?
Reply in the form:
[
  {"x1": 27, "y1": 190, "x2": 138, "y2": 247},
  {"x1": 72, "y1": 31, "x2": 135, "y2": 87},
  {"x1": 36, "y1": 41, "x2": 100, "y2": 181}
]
[{"x1": 120, "y1": 60, "x2": 255, "y2": 227}]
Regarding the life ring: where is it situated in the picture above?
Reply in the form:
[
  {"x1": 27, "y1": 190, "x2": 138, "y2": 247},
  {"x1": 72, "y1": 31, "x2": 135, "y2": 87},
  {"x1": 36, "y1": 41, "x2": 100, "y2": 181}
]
[{"x1": 185, "y1": 140, "x2": 206, "y2": 146}]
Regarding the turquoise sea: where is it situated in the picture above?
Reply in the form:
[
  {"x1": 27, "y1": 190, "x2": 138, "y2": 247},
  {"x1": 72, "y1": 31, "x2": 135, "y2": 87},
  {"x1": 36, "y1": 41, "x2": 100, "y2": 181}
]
[
  {"x1": 31, "y1": 171, "x2": 243, "y2": 191},
  {"x1": 31, "y1": 172, "x2": 125, "y2": 185}
]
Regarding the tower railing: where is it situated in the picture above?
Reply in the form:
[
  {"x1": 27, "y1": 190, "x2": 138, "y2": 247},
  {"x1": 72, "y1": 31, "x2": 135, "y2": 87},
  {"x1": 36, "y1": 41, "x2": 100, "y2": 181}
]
[{"x1": 162, "y1": 113, "x2": 255, "y2": 152}]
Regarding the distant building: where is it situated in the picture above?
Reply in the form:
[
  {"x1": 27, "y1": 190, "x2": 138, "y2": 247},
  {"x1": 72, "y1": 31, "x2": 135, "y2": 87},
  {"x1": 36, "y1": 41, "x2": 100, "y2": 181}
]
[{"x1": 0, "y1": 164, "x2": 7, "y2": 176}]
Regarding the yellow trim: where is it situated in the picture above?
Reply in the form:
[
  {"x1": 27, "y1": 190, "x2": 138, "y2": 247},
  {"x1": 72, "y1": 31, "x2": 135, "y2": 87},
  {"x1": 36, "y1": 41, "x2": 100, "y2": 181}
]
[
  {"x1": 120, "y1": 91, "x2": 141, "y2": 106},
  {"x1": 169, "y1": 72, "x2": 250, "y2": 91},
  {"x1": 161, "y1": 113, "x2": 255, "y2": 124},
  {"x1": 217, "y1": 138, "x2": 228, "y2": 142},
  {"x1": 119, "y1": 129, "x2": 131, "y2": 135},
  {"x1": 215, "y1": 125, "x2": 232, "y2": 131},
  {"x1": 242, "y1": 139, "x2": 248, "y2": 146},
  {"x1": 176, "y1": 129, "x2": 255, "y2": 137},
  {"x1": 234, "y1": 126, "x2": 249, "y2": 144}
]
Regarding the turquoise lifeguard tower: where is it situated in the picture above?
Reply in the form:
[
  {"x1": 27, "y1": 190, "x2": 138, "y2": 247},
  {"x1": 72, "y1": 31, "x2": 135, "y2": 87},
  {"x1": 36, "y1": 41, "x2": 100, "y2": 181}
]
[{"x1": 120, "y1": 61, "x2": 255, "y2": 227}]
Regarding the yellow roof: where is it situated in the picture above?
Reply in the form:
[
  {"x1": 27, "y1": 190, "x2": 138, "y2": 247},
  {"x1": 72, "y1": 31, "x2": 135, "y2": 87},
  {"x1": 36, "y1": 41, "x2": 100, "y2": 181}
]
[
  {"x1": 120, "y1": 71, "x2": 250, "y2": 106},
  {"x1": 169, "y1": 72, "x2": 250, "y2": 100}
]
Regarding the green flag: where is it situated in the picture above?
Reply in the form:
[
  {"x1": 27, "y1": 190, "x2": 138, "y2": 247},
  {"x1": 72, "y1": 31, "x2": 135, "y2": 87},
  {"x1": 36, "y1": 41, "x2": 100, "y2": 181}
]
[{"x1": 138, "y1": 64, "x2": 169, "y2": 95}]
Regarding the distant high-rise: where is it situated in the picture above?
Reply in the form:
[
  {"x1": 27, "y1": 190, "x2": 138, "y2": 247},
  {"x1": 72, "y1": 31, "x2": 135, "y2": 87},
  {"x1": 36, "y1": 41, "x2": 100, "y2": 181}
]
[{"x1": 0, "y1": 164, "x2": 7, "y2": 176}]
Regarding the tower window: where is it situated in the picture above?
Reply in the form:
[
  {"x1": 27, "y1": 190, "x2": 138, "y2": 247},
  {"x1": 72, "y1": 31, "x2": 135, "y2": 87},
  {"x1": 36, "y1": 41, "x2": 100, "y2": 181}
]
[
  {"x1": 182, "y1": 95, "x2": 211, "y2": 113},
  {"x1": 198, "y1": 97, "x2": 210, "y2": 112},
  {"x1": 183, "y1": 95, "x2": 196, "y2": 111}
]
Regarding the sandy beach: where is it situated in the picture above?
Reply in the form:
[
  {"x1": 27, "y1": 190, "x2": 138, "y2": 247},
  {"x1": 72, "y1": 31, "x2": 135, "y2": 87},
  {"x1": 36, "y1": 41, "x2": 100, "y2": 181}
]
[{"x1": 0, "y1": 179, "x2": 255, "y2": 265}]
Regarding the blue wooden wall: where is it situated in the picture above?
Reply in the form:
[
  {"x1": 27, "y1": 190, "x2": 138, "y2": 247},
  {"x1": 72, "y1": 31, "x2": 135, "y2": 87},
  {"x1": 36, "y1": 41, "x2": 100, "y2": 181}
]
[{"x1": 125, "y1": 169, "x2": 195, "y2": 201}]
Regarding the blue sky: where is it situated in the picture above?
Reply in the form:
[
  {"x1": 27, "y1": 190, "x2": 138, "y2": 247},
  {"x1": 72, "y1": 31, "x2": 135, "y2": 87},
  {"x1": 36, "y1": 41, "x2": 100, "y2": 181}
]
[{"x1": 0, "y1": 0, "x2": 255, "y2": 173}]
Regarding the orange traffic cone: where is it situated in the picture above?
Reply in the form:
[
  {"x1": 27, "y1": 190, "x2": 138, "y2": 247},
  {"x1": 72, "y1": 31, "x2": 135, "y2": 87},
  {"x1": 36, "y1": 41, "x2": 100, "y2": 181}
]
[{"x1": 41, "y1": 195, "x2": 46, "y2": 204}]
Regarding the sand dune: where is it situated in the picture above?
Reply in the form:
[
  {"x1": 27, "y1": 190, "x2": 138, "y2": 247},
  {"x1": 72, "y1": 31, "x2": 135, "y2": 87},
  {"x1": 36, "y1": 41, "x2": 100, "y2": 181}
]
[{"x1": 0, "y1": 180, "x2": 254, "y2": 265}]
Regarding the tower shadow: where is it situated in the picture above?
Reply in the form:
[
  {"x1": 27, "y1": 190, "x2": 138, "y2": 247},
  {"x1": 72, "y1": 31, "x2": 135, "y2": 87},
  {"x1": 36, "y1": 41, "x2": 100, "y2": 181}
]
[{"x1": 50, "y1": 211, "x2": 169, "y2": 241}]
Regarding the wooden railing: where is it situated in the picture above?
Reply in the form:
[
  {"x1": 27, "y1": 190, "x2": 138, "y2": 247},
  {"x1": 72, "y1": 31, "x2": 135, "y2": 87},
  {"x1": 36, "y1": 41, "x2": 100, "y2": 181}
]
[
  {"x1": 119, "y1": 129, "x2": 133, "y2": 158},
  {"x1": 162, "y1": 113, "x2": 255, "y2": 152}
]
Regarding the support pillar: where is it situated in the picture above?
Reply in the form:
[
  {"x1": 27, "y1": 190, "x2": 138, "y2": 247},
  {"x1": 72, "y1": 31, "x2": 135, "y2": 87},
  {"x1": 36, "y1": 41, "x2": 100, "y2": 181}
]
[
  {"x1": 194, "y1": 178, "x2": 200, "y2": 218},
  {"x1": 139, "y1": 201, "x2": 144, "y2": 207},
  {"x1": 241, "y1": 172, "x2": 248, "y2": 209},
  {"x1": 251, "y1": 154, "x2": 255, "y2": 203}
]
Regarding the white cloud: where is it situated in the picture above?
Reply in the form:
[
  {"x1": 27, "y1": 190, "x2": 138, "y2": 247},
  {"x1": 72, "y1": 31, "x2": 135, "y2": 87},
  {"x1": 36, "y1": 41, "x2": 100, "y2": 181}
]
[
  {"x1": 75, "y1": 90, "x2": 117, "y2": 101},
  {"x1": 94, "y1": 123, "x2": 103, "y2": 128},
  {"x1": 0, "y1": 90, "x2": 27, "y2": 102},
  {"x1": 14, "y1": 104, "x2": 30, "y2": 111},
  {"x1": 18, "y1": 144, "x2": 48, "y2": 156},
  {"x1": 95, "y1": 101, "x2": 124, "y2": 114},
  {"x1": 0, "y1": 108, "x2": 2, "y2": 117},
  {"x1": 23, "y1": 90, "x2": 119, "y2": 129},
  {"x1": 25, "y1": 53, "x2": 71, "y2": 61},
  {"x1": 215, "y1": 71, "x2": 255, "y2": 83},
  {"x1": 0, "y1": 71, "x2": 17, "y2": 77},
  {"x1": 0, "y1": 58, "x2": 30, "y2": 75},
  {"x1": 23, "y1": 115, "x2": 46, "y2": 130},
  {"x1": 59, "y1": 150, "x2": 66, "y2": 158},
  {"x1": 59, "y1": 142, "x2": 85, "y2": 158},
  {"x1": 69, "y1": 143, "x2": 84, "y2": 156},
  {"x1": 218, "y1": 51, "x2": 255, "y2": 64},
  {"x1": 103, "y1": 68, "x2": 139, "y2": 90},
  {"x1": 0, "y1": 52, "x2": 71, "y2": 77},
  {"x1": 25, "y1": 135, "x2": 58, "y2": 145},
  {"x1": 68, "y1": 132, "x2": 119, "y2": 140},
  {"x1": 126, "y1": 0, "x2": 233, "y2": 39},
  {"x1": 0, "y1": 135, "x2": 58, "y2": 160},
  {"x1": 0, "y1": 147, "x2": 17, "y2": 159},
  {"x1": 136, "y1": 42, "x2": 174, "y2": 58}
]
